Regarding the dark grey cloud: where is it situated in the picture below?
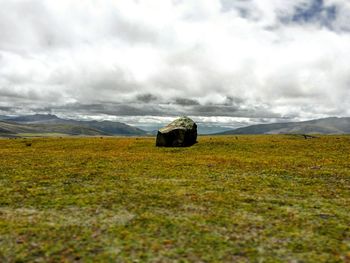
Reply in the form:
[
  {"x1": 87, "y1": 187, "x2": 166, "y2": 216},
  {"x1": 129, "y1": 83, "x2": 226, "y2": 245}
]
[
  {"x1": 0, "y1": 106, "x2": 12, "y2": 111},
  {"x1": 174, "y1": 98, "x2": 200, "y2": 106},
  {"x1": 24, "y1": 100, "x2": 279, "y2": 120},
  {"x1": 136, "y1": 93, "x2": 158, "y2": 103},
  {"x1": 41, "y1": 103, "x2": 167, "y2": 117},
  {"x1": 223, "y1": 96, "x2": 244, "y2": 106}
]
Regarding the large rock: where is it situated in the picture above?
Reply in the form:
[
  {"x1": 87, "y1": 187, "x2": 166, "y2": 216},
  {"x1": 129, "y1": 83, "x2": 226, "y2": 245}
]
[{"x1": 156, "y1": 116, "x2": 197, "y2": 147}]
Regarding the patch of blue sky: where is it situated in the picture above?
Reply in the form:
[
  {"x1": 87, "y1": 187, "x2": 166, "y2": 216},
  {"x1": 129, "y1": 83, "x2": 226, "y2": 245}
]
[{"x1": 286, "y1": 0, "x2": 337, "y2": 28}]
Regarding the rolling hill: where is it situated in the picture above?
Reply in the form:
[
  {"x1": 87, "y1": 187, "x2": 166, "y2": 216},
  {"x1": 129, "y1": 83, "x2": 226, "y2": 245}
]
[
  {"x1": 0, "y1": 114, "x2": 147, "y2": 137},
  {"x1": 217, "y1": 117, "x2": 350, "y2": 135}
]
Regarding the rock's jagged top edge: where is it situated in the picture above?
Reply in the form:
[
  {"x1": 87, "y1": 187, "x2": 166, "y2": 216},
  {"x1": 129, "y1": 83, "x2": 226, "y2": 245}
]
[{"x1": 159, "y1": 116, "x2": 196, "y2": 132}]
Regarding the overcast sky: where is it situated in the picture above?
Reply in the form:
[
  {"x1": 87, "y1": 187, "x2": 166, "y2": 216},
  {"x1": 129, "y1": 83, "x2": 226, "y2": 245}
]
[{"x1": 0, "y1": 0, "x2": 349, "y2": 126}]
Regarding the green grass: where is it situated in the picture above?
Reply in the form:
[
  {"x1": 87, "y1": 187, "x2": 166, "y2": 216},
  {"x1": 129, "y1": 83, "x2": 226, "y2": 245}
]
[{"x1": 0, "y1": 135, "x2": 349, "y2": 262}]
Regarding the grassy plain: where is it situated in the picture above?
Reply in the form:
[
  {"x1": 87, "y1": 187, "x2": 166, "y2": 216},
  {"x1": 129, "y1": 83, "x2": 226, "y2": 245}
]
[{"x1": 0, "y1": 135, "x2": 349, "y2": 262}]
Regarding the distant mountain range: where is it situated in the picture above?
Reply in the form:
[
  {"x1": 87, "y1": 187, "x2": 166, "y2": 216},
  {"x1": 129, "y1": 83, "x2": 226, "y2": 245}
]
[
  {"x1": 217, "y1": 117, "x2": 350, "y2": 135},
  {"x1": 0, "y1": 114, "x2": 146, "y2": 137},
  {"x1": 1, "y1": 115, "x2": 349, "y2": 137},
  {"x1": 145, "y1": 125, "x2": 232, "y2": 135}
]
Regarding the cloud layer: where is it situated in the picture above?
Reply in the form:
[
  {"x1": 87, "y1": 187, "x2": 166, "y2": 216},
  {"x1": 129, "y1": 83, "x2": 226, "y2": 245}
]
[{"x1": 0, "y1": 0, "x2": 350, "y2": 124}]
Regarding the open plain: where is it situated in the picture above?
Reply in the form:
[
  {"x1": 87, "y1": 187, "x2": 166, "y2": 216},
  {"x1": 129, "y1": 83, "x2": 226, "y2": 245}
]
[{"x1": 0, "y1": 135, "x2": 349, "y2": 262}]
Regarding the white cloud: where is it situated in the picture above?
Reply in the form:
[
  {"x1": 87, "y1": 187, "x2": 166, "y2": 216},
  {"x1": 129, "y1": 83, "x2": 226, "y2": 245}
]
[{"x1": 0, "y1": 0, "x2": 349, "y2": 123}]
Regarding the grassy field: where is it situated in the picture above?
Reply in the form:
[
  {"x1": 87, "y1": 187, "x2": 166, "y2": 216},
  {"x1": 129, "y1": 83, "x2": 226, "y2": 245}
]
[
  {"x1": 0, "y1": 135, "x2": 349, "y2": 262},
  {"x1": 16, "y1": 133, "x2": 70, "y2": 138}
]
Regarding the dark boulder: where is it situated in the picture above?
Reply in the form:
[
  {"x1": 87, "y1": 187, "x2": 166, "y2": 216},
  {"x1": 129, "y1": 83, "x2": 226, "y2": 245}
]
[{"x1": 156, "y1": 116, "x2": 197, "y2": 147}]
